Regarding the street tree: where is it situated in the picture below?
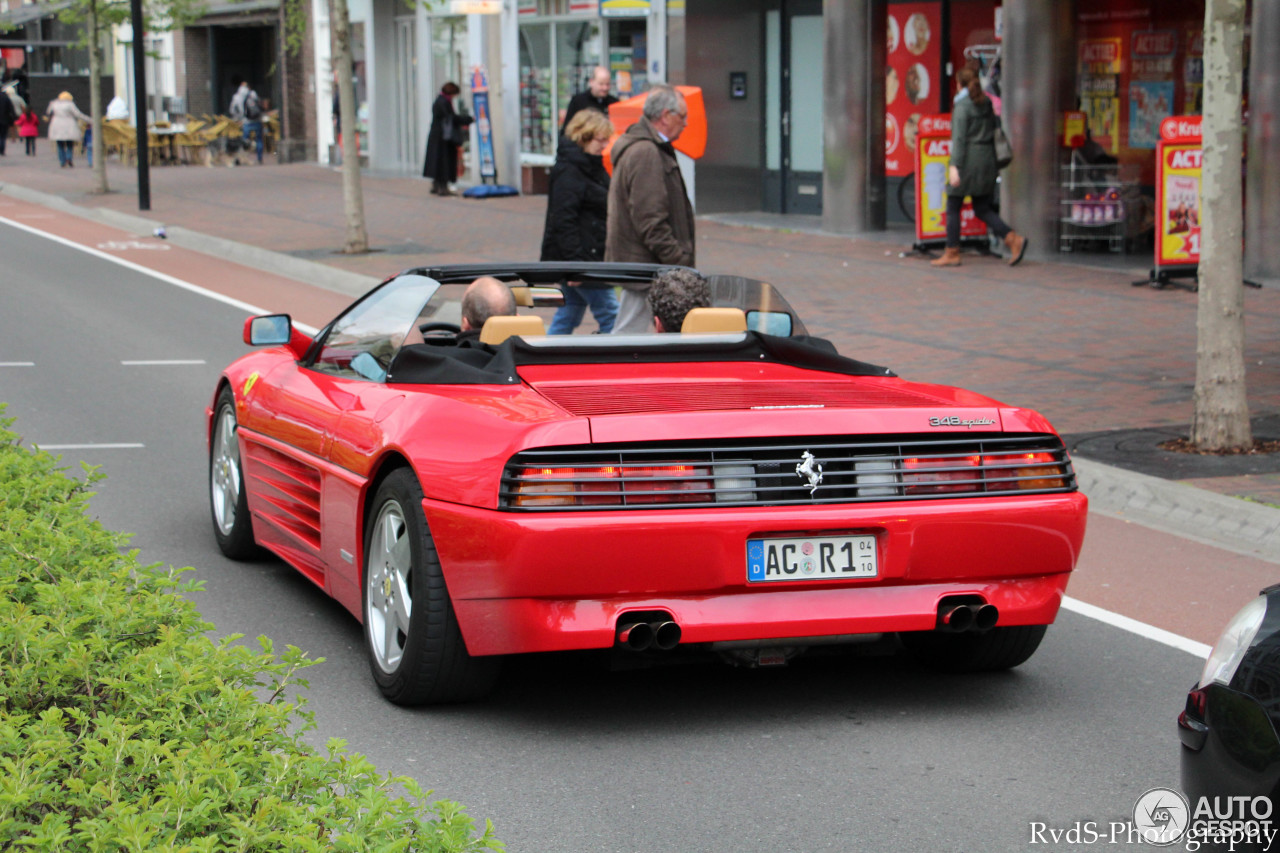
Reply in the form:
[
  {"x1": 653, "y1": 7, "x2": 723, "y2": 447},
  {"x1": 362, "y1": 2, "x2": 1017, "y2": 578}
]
[
  {"x1": 329, "y1": 0, "x2": 369, "y2": 254},
  {"x1": 56, "y1": 0, "x2": 201, "y2": 195},
  {"x1": 1191, "y1": 0, "x2": 1250, "y2": 450}
]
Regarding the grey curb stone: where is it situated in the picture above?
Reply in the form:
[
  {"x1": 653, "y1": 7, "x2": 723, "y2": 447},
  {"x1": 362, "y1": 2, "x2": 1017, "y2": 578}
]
[
  {"x1": 1073, "y1": 456, "x2": 1280, "y2": 565},
  {"x1": 0, "y1": 181, "x2": 379, "y2": 299}
]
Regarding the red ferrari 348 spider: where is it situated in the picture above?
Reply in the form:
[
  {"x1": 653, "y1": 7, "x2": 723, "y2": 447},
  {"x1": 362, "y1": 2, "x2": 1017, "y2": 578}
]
[{"x1": 208, "y1": 263, "x2": 1088, "y2": 705}]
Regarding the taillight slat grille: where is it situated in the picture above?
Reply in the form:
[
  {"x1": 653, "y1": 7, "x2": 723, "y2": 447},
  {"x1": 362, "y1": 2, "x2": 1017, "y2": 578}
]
[{"x1": 500, "y1": 434, "x2": 1076, "y2": 510}]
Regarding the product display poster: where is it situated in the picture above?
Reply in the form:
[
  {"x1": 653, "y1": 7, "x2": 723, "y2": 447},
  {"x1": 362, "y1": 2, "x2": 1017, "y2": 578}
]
[
  {"x1": 885, "y1": 1, "x2": 942, "y2": 177},
  {"x1": 1129, "y1": 80, "x2": 1174, "y2": 150},
  {"x1": 1156, "y1": 141, "x2": 1201, "y2": 268},
  {"x1": 1078, "y1": 37, "x2": 1122, "y2": 154},
  {"x1": 915, "y1": 119, "x2": 986, "y2": 243}
]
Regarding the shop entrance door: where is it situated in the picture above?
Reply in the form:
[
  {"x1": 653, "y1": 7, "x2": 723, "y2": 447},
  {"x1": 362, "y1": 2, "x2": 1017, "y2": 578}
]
[
  {"x1": 764, "y1": 0, "x2": 823, "y2": 215},
  {"x1": 393, "y1": 16, "x2": 417, "y2": 172}
]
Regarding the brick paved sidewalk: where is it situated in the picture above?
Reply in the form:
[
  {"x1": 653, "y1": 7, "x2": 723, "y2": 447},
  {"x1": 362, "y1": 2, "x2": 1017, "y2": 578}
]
[{"x1": 4, "y1": 154, "x2": 1280, "y2": 510}]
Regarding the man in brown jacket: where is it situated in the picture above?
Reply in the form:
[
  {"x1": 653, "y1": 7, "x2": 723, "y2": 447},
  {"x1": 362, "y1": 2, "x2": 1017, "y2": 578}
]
[{"x1": 605, "y1": 84, "x2": 696, "y2": 333}]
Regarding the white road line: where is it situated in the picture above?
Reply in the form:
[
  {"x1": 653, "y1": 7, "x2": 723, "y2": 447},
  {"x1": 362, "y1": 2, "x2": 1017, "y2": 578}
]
[
  {"x1": 34, "y1": 443, "x2": 146, "y2": 450},
  {"x1": 0, "y1": 214, "x2": 320, "y2": 335},
  {"x1": 0, "y1": 362, "x2": 35, "y2": 367},
  {"x1": 121, "y1": 359, "x2": 207, "y2": 366},
  {"x1": 1062, "y1": 596, "x2": 1212, "y2": 659}
]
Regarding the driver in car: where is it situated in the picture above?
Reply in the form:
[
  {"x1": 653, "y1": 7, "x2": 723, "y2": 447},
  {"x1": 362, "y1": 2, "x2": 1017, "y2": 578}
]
[{"x1": 458, "y1": 276, "x2": 518, "y2": 342}]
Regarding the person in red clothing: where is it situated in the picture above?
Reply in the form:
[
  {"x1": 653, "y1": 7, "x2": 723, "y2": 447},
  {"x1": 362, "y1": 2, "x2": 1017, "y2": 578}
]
[{"x1": 14, "y1": 105, "x2": 38, "y2": 156}]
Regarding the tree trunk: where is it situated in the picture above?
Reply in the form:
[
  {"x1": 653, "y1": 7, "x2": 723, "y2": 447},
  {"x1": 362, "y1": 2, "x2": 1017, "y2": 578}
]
[
  {"x1": 1191, "y1": 0, "x2": 1250, "y2": 450},
  {"x1": 87, "y1": 0, "x2": 108, "y2": 194},
  {"x1": 330, "y1": 0, "x2": 368, "y2": 254}
]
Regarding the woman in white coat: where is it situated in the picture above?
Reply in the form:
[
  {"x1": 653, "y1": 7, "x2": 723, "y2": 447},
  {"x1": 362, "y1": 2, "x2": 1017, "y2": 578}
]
[{"x1": 45, "y1": 91, "x2": 90, "y2": 168}]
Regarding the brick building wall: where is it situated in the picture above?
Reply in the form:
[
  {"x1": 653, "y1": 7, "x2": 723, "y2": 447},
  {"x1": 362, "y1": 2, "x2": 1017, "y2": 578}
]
[{"x1": 181, "y1": 28, "x2": 213, "y2": 116}]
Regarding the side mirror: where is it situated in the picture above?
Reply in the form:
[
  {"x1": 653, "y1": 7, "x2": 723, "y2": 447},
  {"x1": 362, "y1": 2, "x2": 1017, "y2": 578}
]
[
  {"x1": 746, "y1": 310, "x2": 793, "y2": 337},
  {"x1": 244, "y1": 314, "x2": 292, "y2": 346}
]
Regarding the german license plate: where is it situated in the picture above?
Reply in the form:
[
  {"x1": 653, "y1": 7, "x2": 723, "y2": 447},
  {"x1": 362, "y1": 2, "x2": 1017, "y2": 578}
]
[{"x1": 747, "y1": 534, "x2": 878, "y2": 583}]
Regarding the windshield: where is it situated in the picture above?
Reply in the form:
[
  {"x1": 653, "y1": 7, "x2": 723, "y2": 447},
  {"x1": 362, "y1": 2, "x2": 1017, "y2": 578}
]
[{"x1": 309, "y1": 271, "x2": 809, "y2": 383}]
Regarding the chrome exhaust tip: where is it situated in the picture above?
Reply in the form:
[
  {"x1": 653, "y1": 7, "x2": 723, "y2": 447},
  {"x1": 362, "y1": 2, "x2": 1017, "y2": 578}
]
[
  {"x1": 938, "y1": 604, "x2": 975, "y2": 633},
  {"x1": 972, "y1": 604, "x2": 999, "y2": 632},
  {"x1": 617, "y1": 621, "x2": 655, "y2": 651},
  {"x1": 651, "y1": 621, "x2": 682, "y2": 651}
]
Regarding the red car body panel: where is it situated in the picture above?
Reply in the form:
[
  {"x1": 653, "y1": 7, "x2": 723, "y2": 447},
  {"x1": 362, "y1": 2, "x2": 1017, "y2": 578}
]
[{"x1": 211, "y1": 332, "x2": 1089, "y2": 658}]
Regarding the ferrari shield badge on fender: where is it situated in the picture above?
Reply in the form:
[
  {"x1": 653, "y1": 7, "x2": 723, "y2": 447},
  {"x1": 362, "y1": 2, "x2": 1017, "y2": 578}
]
[
  {"x1": 796, "y1": 451, "x2": 824, "y2": 495},
  {"x1": 242, "y1": 372, "x2": 260, "y2": 397}
]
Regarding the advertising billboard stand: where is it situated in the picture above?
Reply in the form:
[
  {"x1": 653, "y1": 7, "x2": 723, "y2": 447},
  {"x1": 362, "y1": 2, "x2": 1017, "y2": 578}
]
[
  {"x1": 1134, "y1": 114, "x2": 1260, "y2": 291},
  {"x1": 910, "y1": 114, "x2": 991, "y2": 257},
  {"x1": 1133, "y1": 115, "x2": 1202, "y2": 290}
]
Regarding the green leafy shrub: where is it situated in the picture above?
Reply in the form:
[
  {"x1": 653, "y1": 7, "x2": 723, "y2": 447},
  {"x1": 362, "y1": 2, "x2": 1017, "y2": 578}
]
[{"x1": 0, "y1": 412, "x2": 502, "y2": 852}]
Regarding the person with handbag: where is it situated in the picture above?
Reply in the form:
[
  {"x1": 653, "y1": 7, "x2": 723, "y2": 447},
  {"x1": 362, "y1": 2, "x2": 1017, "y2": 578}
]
[
  {"x1": 422, "y1": 81, "x2": 473, "y2": 196},
  {"x1": 932, "y1": 65, "x2": 1026, "y2": 268}
]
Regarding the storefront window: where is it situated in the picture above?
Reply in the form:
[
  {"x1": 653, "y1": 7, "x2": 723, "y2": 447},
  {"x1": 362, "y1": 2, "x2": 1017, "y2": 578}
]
[
  {"x1": 556, "y1": 20, "x2": 601, "y2": 120},
  {"x1": 608, "y1": 18, "x2": 647, "y2": 98},
  {"x1": 520, "y1": 23, "x2": 553, "y2": 155},
  {"x1": 519, "y1": 17, "x2": 602, "y2": 157},
  {"x1": 431, "y1": 15, "x2": 470, "y2": 170},
  {"x1": 351, "y1": 22, "x2": 369, "y2": 156}
]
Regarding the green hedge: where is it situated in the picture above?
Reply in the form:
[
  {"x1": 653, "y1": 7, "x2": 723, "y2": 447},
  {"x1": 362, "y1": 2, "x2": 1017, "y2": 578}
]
[{"x1": 0, "y1": 412, "x2": 503, "y2": 852}]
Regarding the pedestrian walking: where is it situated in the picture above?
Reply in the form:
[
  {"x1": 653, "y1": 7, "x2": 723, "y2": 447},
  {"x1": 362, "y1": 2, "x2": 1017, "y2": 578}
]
[
  {"x1": 561, "y1": 66, "x2": 617, "y2": 135},
  {"x1": 422, "y1": 82, "x2": 473, "y2": 196},
  {"x1": 229, "y1": 77, "x2": 265, "y2": 164},
  {"x1": 541, "y1": 109, "x2": 618, "y2": 334},
  {"x1": 45, "y1": 92, "x2": 90, "y2": 168},
  {"x1": 604, "y1": 84, "x2": 696, "y2": 333},
  {"x1": 15, "y1": 105, "x2": 37, "y2": 156},
  {"x1": 0, "y1": 85, "x2": 15, "y2": 156},
  {"x1": 931, "y1": 65, "x2": 1026, "y2": 268}
]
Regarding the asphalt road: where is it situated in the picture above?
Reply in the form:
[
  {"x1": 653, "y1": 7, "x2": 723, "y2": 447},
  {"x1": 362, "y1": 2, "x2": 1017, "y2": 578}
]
[{"x1": 0, "y1": 218, "x2": 1207, "y2": 852}]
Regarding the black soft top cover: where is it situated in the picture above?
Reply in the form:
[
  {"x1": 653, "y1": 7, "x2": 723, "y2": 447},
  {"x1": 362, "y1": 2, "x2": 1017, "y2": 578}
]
[{"x1": 385, "y1": 332, "x2": 895, "y2": 386}]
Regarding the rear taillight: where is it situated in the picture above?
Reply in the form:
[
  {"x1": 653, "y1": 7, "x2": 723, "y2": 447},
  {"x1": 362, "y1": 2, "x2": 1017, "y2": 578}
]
[
  {"x1": 904, "y1": 451, "x2": 1066, "y2": 495},
  {"x1": 981, "y1": 451, "x2": 1066, "y2": 491},
  {"x1": 510, "y1": 464, "x2": 713, "y2": 507},
  {"x1": 903, "y1": 455, "x2": 980, "y2": 494}
]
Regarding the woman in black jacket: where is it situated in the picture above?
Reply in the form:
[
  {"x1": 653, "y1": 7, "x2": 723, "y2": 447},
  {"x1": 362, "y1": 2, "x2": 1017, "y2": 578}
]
[
  {"x1": 541, "y1": 109, "x2": 618, "y2": 334},
  {"x1": 422, "y1": 82, "x2": 473, "y2": 196}
]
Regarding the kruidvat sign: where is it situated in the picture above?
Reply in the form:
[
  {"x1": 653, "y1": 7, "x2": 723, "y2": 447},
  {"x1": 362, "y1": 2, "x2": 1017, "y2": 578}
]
[{"x1": 1155, "y1": 115, "x2": 1202, "y2": 270}]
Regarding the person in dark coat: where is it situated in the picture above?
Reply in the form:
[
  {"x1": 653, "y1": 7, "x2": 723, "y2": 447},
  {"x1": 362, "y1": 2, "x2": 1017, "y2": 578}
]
[
  {"x1": 604, "y1": 84, "x2": 695, "y2": 333},
  {"x1": 560, "y1": 66, "x2": 617, "y2": 135},
  {"x1": 541, "y1": 109, "x2": 618, "y2": 334},
  {"x1": 0, "y1": 86, "x2": 16, "y2": 156},
  {"x1": 422, "y1": 82, "x2": 473, "y2": 196},
  {"x1": 932, "y1": 65, "x2": 1026, "y2": 267}
]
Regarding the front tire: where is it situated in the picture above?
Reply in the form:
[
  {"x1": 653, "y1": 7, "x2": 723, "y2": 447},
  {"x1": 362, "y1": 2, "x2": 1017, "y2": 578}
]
[
  {"x1": 899, "y1": 625, "x2": 1048, "y2": 672},
  {"x1": 363, "y1": 468, "x2": 501, "y2": 705},
  {"x1": 209, "y1": 386, "x2": 259, "y2": 560}
]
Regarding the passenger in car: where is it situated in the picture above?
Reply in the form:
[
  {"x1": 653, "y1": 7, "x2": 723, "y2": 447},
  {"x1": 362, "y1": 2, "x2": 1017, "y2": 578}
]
[
  {"x1": 647, "y1": 268, "x2": 711, "y2": 333},
  {"x1": 458, "y1": 276, "x2": 518, "y2": 341}
]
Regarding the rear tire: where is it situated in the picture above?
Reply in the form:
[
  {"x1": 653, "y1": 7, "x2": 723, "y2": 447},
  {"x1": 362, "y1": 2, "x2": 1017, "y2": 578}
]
[
  {"x1": 899, "y1": 625, "x2": 1047, "y2": 672},
  {"x1": 363, "y1": 468, "x2": 501, "y2": 705},
  {"x1": 209, "y1": 386, "x2": 260, "y2": 560}
]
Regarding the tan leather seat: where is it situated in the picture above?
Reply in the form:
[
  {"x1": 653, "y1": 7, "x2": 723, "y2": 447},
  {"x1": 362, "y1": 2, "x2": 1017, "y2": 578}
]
[
  {"x1": 479, "y1": 315, "x2": 546, "y2": 345},
  {"x1": 680, "y1": 307, "x2": 748, "y2": 334}
]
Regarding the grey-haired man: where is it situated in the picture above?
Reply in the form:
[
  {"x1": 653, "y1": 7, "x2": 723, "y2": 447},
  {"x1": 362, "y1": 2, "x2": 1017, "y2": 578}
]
[{"x1": 605, "y1": 84, "x2": 696, "y2": 333}]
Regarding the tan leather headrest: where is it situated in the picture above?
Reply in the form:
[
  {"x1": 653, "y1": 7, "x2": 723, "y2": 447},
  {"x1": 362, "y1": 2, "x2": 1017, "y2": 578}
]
[
  {"x1": 479, "y1": 315, "x2": 545, "y2": 345},
  {"x1": 509, "y1": 286, "x2": 533, "y2": 307},
  {"x1": 680, "y1": 307, "x2": 747, "y2": 334}
]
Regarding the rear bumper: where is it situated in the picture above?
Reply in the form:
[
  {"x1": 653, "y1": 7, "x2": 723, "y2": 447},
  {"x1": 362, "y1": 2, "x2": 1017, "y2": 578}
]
[{"x1": 425, "y1": 492, "x2": 1088, "y2": 656}]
